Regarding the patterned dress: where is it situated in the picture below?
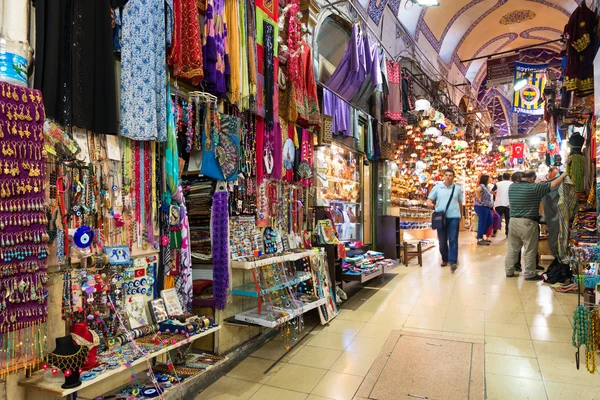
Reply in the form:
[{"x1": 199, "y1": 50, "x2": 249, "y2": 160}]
[
  {"x1": 203, "y1": 0, "x2": 230, "y2": 98},
  {"x1": 120, "y1": 0, "x2": 168, "y2": 142}
]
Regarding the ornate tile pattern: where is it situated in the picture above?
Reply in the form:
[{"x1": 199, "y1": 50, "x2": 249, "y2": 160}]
[{"x1": 367, "y1": 0, "x2": 389, "y2": 25}]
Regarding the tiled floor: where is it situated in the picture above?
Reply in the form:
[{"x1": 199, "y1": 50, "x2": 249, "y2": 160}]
[{"x1": 197, "y1": 235, "x2": 600, "y2": 400}]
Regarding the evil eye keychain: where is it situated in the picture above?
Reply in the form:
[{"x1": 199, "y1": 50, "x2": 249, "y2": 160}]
[{"x1": 73, "y1": 226, "x2": 94, "y2": 248}]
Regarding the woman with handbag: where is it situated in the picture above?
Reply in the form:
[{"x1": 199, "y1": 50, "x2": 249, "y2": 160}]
[
  {"x1": 427, "y1": 169, "x2": 464, "y2": 272},
  {"x1": 474, "y1": 175, "x2": 494, "y2": 246}
]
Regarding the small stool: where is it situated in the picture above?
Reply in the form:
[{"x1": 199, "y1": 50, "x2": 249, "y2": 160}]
[{"x1": 403, "y1": 241, "x2": 423, "y2": 267}]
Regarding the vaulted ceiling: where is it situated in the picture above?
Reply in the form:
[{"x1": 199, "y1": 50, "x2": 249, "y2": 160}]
[
  {"x1": 396, "y1": 0, "x2": 579, "y2": 85},
  {"x1": 389, "y1": 0, "x2": 581, "y2": 135}
]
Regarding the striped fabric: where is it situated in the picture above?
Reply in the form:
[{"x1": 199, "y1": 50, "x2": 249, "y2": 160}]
[
  {"x1": 557, "y1": 177, "x2": 578, "y2": 263},
  {"x1": 508, "y1": 181, "x2": 551, "y2": 217}
]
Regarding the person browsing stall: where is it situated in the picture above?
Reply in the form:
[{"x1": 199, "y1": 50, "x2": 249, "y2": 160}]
[
  {"x1": 474, "y1": 174, "x2": 494, "y2": 246},
  {"x1": 427, "y1": 169, "x2": 463, "y2": 272},
  {"x1": 505, "y1": 167, "x2": 569, "y2": 280},
  {"x1": 494, "y1": 172, "x2": 512, "y2": 236}
]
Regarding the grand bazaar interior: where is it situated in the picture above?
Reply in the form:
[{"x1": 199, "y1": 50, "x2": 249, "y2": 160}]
[{"x1": 0, "y1": 0, "x2": 599, "y2": 399}]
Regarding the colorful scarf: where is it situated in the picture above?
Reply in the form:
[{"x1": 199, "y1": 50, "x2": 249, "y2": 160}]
[
  {"x1": 173, "y1": 185, "x2": 193, "y2": 311},
  {"x1": 212, "y1": 189, "x2": 230, "y2": 310}
]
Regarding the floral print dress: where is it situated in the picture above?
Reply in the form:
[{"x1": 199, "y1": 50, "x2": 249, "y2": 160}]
[{"x1": 120, "y1": 0, "x2": 168, "y2": 142}]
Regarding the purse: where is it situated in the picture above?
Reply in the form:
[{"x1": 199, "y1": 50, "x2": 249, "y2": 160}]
[{"x1": 431, "y1": 185, "x2": 455, "y2": 230}]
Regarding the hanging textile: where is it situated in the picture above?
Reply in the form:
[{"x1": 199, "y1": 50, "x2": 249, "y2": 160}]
[
  {"x1": 511, "y1": 143, "x2": 525, "y2": 159},
  {"x1": 120, "y1": 0, "x2": 168, "y2": 141},
  {"x1": 169, "y1": 0, "x2": 204, "y2": 84},
  {"x1": 35, "y1": 0, "x2": 118, "y2": 134},
  {"x1": 263, "y1": 21, "x2": 275, "y2": 129},
  {"x1": 256, "y1": 8, "x2": 279, "y2": 123},
  {"x1": 165, "y1": 85, "x2": 179, "y2": 196},
  {"x1": 212, "y1": 188, "x2": 230, "y2": 310},
  {"x1": 384, "y1": 60, "x2": 404, "y2": 122},
  {"x1": 203, "y1": 0, "x2": 229, "y2": 98},
  {"x1": 173, "y1": 185, "x2": 194, "y2": 311},
  {"x1": 323, "y1": 88, "x2": 351, "y2": 136},
  {"x1": 326, "y1": 24, "x2": 367, "y2": 102},
  {"x1": 541, "y1": 188, "x2": 560, "y2": 258},
  {"x1": 352, "y1": 39, "x2": 382, "y2": 110},
  {"x1": 567, "y1": 153, "x2": 585, "y2": 192},
  {"x1": 247, "y1": 0, "x2": 258, "y2": 105},
  {"x1": 557, "y1": 177, "x2": 578, "y2": 262},
  {"x1": 225, "y1": 0, "x2": 242, "y2": 105},
  {"x1": 239, "y1": 0, "x2": 250, "y2": 109},
  {"x1": 564, "y1": 2, "x2": 596, "y2": 96},
  {"x1": 295, "y1": 43, "x2": 321, "y2": 128}
]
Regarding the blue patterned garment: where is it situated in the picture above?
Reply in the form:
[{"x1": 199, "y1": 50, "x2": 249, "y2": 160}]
[{"x1": 120, "y1": 0, "x2": 168, "y2": 142}]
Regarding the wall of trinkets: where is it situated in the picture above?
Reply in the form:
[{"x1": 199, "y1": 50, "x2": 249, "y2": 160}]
[{"x1": 562, "y1": 51, "x2": 600, "y2": 376}]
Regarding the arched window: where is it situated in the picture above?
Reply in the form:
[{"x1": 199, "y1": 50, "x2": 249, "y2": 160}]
[{"x1": 315, "y1": 15, "x2": 351, "y2": 82}]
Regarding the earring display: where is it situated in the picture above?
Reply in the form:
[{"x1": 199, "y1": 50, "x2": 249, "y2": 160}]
[{"x1": 0, "y1": 83, "x2": 48, "y2": 373}]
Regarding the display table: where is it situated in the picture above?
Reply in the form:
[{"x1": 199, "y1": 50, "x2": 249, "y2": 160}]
[{"x1": 19, "y1": 326, "x2": 221, "y2": 398}]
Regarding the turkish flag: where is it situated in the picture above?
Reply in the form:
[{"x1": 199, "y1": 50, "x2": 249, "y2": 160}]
[{"x1": 511, "y1": 143, "x2": 525, "y2": 159}]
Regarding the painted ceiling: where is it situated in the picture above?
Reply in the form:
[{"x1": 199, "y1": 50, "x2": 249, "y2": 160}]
[{"x1": 378, "y1": 0, "x2": 582, "y2": 135}]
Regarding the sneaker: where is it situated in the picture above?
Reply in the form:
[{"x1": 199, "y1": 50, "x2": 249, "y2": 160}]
[
  {"x1": 441, "y1": 262, "x2": 448, "y2": 267},
  {"x1": 477, "y1": 240, "x2": 490, "y2": 246},
  {"x1": 506, "y1": 273, "x2": 516, "y2": 277},
  {"x1": 450, "y1": 264, "x2": 457, "y2": 272},
  {"x1": 525, "y1": 274, "x2": 543, "y2": 281},
  {"x1": 536, "y1": 265, "x2": 545, "y2": 271}
]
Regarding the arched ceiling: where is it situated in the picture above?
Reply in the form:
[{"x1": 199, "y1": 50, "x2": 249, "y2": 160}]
[{"x1": 396, "y1": 0, "x2": 580, "y2": 83}]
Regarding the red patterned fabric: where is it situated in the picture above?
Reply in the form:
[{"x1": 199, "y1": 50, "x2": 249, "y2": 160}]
[
  {"x1": 256, "y1": 0, "x2": 278, "y2": 22},
  {"x1": 169, "y1": 0, "x2": 204, "y2": 84},
  {"x1": 384, "y1": 60, "x2": 403, "y2": 122},
  {"x1": 295, "y1": 44, "x2": 321, "y2": 128}
]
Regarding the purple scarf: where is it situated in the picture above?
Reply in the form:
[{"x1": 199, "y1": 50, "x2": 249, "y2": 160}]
[{"x1": 212, "y1": 190, "x2": 230, "y2": 310}]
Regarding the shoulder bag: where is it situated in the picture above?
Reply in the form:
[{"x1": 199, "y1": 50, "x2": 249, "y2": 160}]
[{"x1": 431, "y1": 185, "x2": 455, "y2": 230}]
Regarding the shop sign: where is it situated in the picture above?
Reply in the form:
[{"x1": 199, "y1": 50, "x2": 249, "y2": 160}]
[{"x1": 486, "y1": 55, "x2": 518, "y2": 87}]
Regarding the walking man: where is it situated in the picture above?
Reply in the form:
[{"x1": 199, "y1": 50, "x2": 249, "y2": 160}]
[
  {"x1": 505, "y1": 168, "x2": 568, "y2": 280},
  {"x1": 427, "y1": 169, "x2": 463, "y2": 272},
  {"x1": 494, "y1": 172, "x2": 512, "y2": 236}
]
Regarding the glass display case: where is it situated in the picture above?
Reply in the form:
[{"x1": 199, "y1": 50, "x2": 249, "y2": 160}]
[{"x1": 315, "y1": 143, "x2": 363, "y2": 242}]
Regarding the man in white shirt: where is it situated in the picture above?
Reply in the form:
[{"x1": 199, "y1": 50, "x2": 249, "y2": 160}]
[{"x1": 494, "y1": 172, "x2": 512, "y2": 236}]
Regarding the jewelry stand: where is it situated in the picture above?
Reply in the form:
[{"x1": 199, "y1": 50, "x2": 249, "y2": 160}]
[{"x1": 46, "y1": 335, "x2": 88, "y2": 389}]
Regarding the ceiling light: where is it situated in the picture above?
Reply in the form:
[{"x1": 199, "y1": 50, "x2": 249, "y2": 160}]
[{"x1": 411, "y1": 0, "x2": 440, "y2": 6}]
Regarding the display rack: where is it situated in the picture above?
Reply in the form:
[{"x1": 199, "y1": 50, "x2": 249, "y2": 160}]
[
  {"x1": 234, "y1": 298, "x2": 327, "y2": 327},
  {"x1": 315, "y1": 144, "x2": 364, "y2": 242},
  {"x1": 78, "y1": 355, "x2": 229, "y2": 400},
  {"x1": 18, "y1": 326, "x2": 221, "y2": 397},
  {"x1": 230, "y1": 250, "x2": 315, "y2": 270},
  {"x1": 232, "y1": 271, "x2": 313, "y2": 298}
]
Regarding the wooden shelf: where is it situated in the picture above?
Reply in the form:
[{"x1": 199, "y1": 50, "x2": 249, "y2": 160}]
[{"x1": 18, "y1": 326, "x2": 221, "y2": 397}]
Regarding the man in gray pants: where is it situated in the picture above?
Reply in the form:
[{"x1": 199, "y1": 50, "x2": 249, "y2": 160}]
[{"x1": 505, "y1": 168, "x2": 568, "y2": 280}]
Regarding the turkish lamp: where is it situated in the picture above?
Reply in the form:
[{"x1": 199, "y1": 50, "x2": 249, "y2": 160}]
[
  {"x1": 415, "y1": 98, "x2": 431, "y2": 112},
  {"x1": 418, "y1": 118, "x2": 432, "y2": 129}
]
